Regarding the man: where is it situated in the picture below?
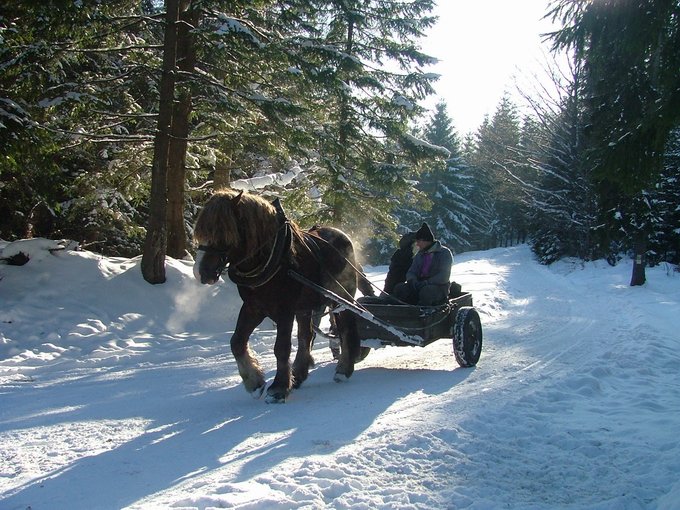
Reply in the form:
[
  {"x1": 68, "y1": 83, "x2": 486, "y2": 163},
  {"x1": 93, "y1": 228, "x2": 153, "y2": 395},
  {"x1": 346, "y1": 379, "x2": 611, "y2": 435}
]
[
  {"x1": 383, "y1": 230, "x2": 417, "y2": 295},
  {"x1": 393, "y1": 223, "x2": 453, "y2": 306}
]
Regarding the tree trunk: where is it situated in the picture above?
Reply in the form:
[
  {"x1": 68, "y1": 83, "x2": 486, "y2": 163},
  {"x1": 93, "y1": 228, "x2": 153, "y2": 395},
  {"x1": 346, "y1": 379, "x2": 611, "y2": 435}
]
[
  {"x1": 213, "y1": 155, "x2": 232, "y2": 189},
  {"x1": 141, "y1": 0, "x2": 180, "y2": 284},
  {"x1": 166, "y1": 94, "x2": 191, "y2": 259},
  {"x1": 630, "y1": 235, "x2": 647, "y2": 286},
  {"x1": 166, "y1": 1, "x2": 199, "y2": 260}
]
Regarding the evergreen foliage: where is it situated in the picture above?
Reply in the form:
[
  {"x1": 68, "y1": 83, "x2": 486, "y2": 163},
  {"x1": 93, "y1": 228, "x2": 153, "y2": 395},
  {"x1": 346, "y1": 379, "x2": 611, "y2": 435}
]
[
  {"x1": 548, "y1": 0, "x2": 680, "y2": 283},
  {"x1": 285, "y1": 0, "x2": 445, "y2": 238},
  {"x1": 1, "y1": 1, "x2": 159, "y2": 253},
  {"x1": 1, "y1": 0, "x2": 444, "y2": 261},
  {"x1": 418, "y1": 101, "x2": 474, "y2": 254},
  {"x1": 647, "y1": 128, "x2": 680, "y2": 265},
  {"x1": 466, "y1": 95, "x2": 526, "y2": 249},
  {"x1": 523, "y1": 57, "x2": 601, "y2": 264},
  {"x1": 1, "y1": 0, "x2": 678, "y2": 273}
]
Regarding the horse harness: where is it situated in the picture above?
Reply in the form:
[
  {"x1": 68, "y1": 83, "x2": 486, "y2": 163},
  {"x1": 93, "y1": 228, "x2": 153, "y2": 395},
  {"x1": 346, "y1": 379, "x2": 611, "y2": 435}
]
[{"x1": 198, "y1": 198, "x2": 293, "y2": 289}]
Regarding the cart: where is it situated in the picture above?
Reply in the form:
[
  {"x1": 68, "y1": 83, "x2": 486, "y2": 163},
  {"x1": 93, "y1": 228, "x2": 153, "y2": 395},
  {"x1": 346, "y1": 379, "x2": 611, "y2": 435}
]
[{"x1": 289, "y1": 271, "x2": 483, "y2": 368}]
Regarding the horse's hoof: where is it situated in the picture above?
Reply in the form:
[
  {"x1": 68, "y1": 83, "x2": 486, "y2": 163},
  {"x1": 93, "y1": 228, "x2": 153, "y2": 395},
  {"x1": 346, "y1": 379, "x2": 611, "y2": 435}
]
[
  {"x1": 265, "y1": 383, "x2": 289, "y2": 403},
  {"x1": 264, "y1": 392, "x2": 287, "y2": 404},
  {"x1": 250, "y1": 384, "x2": 265, "y2": 399},
  {"x1": 333, "y1": 372, "x2": 350, "y2": 383},
  {"x1": 334, "y1": 361, "x2": 354, "y2": 382},
  {"x1": 291, "y1": 370, "x2": 306, "y2": 388}
]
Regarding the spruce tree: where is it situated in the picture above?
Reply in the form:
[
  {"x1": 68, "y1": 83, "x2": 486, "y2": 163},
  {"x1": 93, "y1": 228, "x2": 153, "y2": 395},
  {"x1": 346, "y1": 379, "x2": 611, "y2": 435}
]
[
  {"x1": 469, "y1": 95, "x2": 524, "y2": 248},
  {"x1": 286, "y1": 0, "x2": 445, "y2": 237},
  {"x1": 1, "y1": 0, "x2": 445, "y2": 269},
  {"x1": 550, "y1": 0, "x2": 680, "y2": 285},
  {"x1": 419, "y1": 101, "x2": 476, "y2": 253},
  {"x1": 142, "y1": 0, "x2": 181, "y2": 284},
  {"x1": 461, "y1": 118, "x2": 495, "y2": 250},
  {"x1": 646, "y1": 128, "x2": 680, "y2": 265},
  {"x1": 0, "y1": 1, "x2": 158, "y2": 253},
  {"x1": 521, "y1": 56, "x2": 600, "y2": 263}
]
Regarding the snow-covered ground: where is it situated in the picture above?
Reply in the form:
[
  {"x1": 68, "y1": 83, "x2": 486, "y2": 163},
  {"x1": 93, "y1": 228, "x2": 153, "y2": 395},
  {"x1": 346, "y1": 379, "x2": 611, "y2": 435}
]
[{"x1": 1, "y1": 240, "x2": 679, "y2": 510}]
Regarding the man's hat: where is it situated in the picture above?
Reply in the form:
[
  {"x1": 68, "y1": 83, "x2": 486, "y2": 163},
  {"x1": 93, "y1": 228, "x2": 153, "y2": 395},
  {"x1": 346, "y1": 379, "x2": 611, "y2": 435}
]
[{"x1": 415, "y1": 222, "x2": 434, "y2": 242}]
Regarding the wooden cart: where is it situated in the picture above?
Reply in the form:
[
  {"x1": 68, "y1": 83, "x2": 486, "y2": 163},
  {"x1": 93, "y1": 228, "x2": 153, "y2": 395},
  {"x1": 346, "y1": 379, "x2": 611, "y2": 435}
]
[{"x1": 289, "y1": 270, "x2": 483, "y2": 368}]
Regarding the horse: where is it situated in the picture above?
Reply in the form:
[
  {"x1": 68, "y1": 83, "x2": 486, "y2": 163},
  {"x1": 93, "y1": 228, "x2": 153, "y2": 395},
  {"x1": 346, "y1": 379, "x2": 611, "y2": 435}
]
[{"x1": 193, "y1": 188, "x2": 363, "y2": 403}]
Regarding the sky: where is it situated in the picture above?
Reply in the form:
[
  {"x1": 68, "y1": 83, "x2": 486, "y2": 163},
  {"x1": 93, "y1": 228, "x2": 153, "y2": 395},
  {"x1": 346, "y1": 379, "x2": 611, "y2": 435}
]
[
  {"x1": 422, "y1": 0, "x2": 559, "y2": 134},
  {"x1": 1, "y1": 238, "x2": 679, "y2": 509}
]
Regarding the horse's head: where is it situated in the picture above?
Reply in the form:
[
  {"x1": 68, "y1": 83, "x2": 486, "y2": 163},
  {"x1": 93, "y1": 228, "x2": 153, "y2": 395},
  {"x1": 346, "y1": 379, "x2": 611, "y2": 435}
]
[
  {"x1": 193, "y1": 245, "x2": 230, "y2": 285},
  {"x1": 193, "y1": 188, "x2": 286, "y2": 286},
  {"x1": 193, "y1": 190, "x2": 245, "y2": 285}
]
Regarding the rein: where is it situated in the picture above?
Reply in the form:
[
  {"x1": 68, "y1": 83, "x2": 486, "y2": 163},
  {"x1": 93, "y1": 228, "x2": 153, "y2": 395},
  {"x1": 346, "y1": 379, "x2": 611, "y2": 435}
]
[{"x1": 299, "y1": 229, "x2": 372, "y2": 305}]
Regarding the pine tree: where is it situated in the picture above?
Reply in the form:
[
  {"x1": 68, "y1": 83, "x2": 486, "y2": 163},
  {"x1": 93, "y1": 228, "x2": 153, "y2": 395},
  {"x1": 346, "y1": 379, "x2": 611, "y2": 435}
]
[
  {"x1": 1, "y1": 0, "x2": 445, "y2": 269},
  {"x1": 424, "y1": 101, "x2": 459, "y2": 150},
  {"x1": 460, "y1": 118, "x2": 495, "y2": 250},
  {"x1": 647, "y1": 128, "x2": 680, "y2": 265},
  {"x1": 142, "y1": 0, "x2": 181, "y2": 284},
  {"x1": 286, "y1": 0, "x2": 445, "y2": 237},
  {"x1": 0, "y1": 1, "x2": 155, "y2": 253},
  {"x1": 418, "y1": 101, "x2": 476, "y2": 253},
  {"x1": 469, "y1": 95, "x2": 524, "y2": 248},
  {"x1": 521, "y1": 55, "x2": 601, "y2": 263},
  {"x1": 549, "y1": 0, "x2": 680, "y2": 285}
]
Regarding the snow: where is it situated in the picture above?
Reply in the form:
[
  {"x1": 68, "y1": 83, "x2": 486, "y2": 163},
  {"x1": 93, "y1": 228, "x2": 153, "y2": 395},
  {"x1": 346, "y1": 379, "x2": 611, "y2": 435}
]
[
  {"x1": 392, "y1": 95, "x2": 415, "y2": 110},
  {"x1": 403, "y1": 132, "x2": 451, "y2": 158},
  {"x1": 214, "y1": 15, "x2": 264, "y2": 48},
  {"x1": 1, "y1": 239, "x2": 679, "y2": 509},
  {"x1": 231, "y1": 162, "x2": 305, "y2": 190}
]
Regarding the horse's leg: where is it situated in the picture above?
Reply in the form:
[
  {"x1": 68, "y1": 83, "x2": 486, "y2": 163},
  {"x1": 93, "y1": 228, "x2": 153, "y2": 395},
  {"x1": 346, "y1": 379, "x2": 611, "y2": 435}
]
[
  {"x1": 265, "y1": 313, "x2": 294, "y2": 403},
  {"x1": 333, "y1": 310, "x2": 360, "y2": 382},
  {"x1": 231, "y1": 305, "x2": 267, "y2": 398},
  {"x1": 292, "y1": 310, "x2": 315, "y2": 389},
  {"x1": 325, "y1": 310, "x2": 341, "y2": 360}
]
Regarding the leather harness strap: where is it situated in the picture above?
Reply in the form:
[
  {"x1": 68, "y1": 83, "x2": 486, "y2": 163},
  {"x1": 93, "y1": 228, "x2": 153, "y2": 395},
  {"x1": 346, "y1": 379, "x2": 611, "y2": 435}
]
[{"x1": 227, "y1": 199, "x2": 292, "y2": 289}]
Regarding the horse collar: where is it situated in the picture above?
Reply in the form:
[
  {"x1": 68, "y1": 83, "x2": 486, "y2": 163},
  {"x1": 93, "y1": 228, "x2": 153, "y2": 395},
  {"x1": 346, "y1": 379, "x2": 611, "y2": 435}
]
[{"x1": 227, "y1": 221, "x2": 292, "y2": 288}]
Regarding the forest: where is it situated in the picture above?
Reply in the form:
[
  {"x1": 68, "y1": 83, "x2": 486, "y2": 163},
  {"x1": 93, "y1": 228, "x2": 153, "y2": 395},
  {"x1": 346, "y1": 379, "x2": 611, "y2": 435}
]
[{"x1": 1, "y1": 0, "x2": 679, "y2": 286}]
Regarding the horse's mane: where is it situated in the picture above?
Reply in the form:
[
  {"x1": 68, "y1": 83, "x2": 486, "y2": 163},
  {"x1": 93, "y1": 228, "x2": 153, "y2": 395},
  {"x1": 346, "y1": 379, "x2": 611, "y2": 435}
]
[{"x1": 194, "y1": 188, "x2": 303, "y2": 259}]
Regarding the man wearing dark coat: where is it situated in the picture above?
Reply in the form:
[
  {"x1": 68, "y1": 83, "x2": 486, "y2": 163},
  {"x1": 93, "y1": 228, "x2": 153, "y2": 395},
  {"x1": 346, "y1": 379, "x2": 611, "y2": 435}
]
[
  {"x1": 383, "y1": 231, "x2": 417, "y2": 295},
  {"x1": 393, "y1": 223, "x2": 453, "y2": 306}
]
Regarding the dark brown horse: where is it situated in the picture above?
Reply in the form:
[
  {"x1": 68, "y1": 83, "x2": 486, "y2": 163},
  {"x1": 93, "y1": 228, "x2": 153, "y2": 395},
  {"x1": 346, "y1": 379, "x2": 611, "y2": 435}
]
[{"x1": 193, "y1": 188, "x2": 362, "y2": 403}]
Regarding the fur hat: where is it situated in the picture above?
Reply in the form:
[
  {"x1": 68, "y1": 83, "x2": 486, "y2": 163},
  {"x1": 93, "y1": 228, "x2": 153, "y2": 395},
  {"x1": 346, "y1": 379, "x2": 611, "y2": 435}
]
[{"x1": 415, "y1": 223, "x2": 434, "y2": 242}]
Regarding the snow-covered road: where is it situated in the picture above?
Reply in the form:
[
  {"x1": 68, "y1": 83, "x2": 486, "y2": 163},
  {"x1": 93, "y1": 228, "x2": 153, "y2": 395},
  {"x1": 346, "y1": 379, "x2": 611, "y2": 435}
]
[{"x1": 1, "y1": 241, "x2": 679, "y2": 509}]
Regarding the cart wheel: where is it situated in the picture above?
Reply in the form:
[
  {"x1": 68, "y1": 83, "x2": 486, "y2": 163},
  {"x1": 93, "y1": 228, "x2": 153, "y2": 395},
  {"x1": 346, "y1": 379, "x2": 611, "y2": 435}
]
[
  {"x1": 355, "y1": 346, "x2": 371, "y2": 363},
  {"x1": 453, "y1": 307, "x2": 482, "y2": 367}
]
